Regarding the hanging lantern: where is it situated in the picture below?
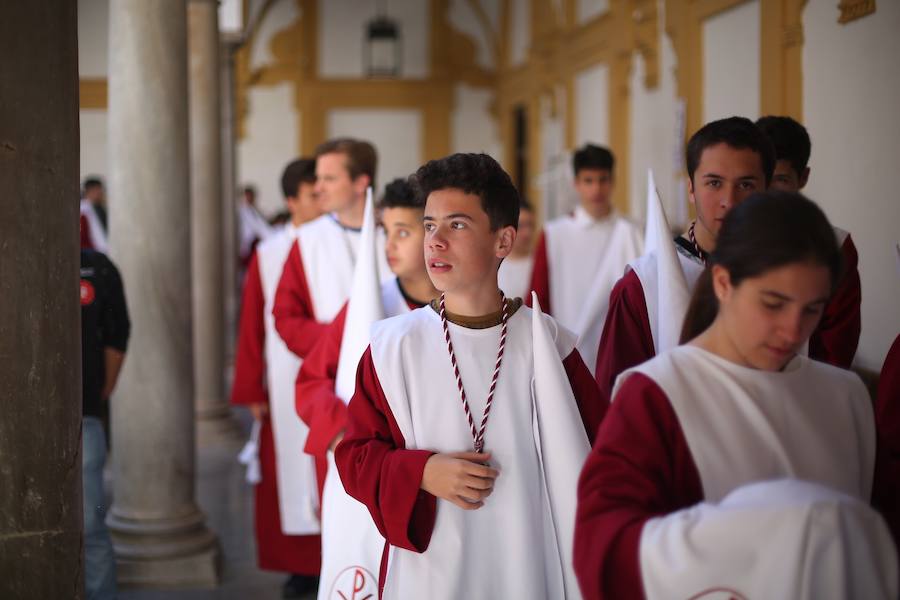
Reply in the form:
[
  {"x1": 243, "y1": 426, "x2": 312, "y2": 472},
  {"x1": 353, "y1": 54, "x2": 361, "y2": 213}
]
[{"x1": 365, "y1": 3, "x2": 401, "y2": 78}]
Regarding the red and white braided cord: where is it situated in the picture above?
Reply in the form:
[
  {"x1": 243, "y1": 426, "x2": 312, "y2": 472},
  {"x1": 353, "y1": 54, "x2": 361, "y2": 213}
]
[
  {"x1": 439, "y1": 292, "x2": 509, "y2": 454},
  {"x1": 688, "y1": 220, "x2": 708, "y2": 266}
]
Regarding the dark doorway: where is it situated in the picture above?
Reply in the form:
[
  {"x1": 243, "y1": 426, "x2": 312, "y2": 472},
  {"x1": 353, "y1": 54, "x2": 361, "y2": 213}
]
[{"x1": 513, "y1": 105, "x2": 528, "y2": 197}]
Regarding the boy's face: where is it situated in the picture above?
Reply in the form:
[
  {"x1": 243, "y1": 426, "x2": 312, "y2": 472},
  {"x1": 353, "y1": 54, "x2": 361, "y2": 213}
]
[
  {"x1": 382, "y1": 206, "x2": 427, "y2": 280},
  {"x1": 688, "y1": 143, "x2": 765, "y2": 246},
  {"x1": 315, "y1": 152, "x2": 367, "y2": 213},
  {"x1": 574, "y1": 168, "x2": 613, "y2": 219},
  {"x1": 423, "y1": 188, "x2": 514, "y2": 296},
  {"x1": 286, "y1": 181, "x2": 321, "y2": 225},
  {"x1": 770, "y1": 159, "x2": 810, "y2": 193}
]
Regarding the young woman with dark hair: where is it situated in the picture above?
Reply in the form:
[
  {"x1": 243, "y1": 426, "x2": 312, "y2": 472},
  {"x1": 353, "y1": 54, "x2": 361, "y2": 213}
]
[{"x1": 574, "y1": 191, "x2": 899, "y2": 600}]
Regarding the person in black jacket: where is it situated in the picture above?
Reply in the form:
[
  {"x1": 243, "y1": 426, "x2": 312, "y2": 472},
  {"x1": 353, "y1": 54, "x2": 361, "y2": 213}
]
[{"x1": 80, "y1": 247, "x2": 130, "y2": 600}]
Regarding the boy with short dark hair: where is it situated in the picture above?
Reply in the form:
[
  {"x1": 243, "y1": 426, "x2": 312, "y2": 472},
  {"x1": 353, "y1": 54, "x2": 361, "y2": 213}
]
[
  {"x1": 335, "y1": 153, "x2": 605, "y2": 599},
  {"x1": 594, "y1": 116, "x2": 775, "y2": 402},
  {"x1": 756, "y1": 115, "x2": 861, "y2": 368},
  {"x1": 528, "y1": 143, "x2": 643, "y2": 369}
]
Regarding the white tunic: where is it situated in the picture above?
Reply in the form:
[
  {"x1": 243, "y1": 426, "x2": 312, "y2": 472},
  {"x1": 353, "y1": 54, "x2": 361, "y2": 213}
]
[
  {"x1": 80, "y1": 199, "x2": 109, "y2": 254},
  {"x1": 256, "y1": 225, "x2": 320, "y2": 534},
  {"x1": 296, "y1": 214, "x2": 391, "y2": 323},
  {"x1": 318, "y1": 279, "x2": 409, "y2": 600},
  {"x1": 613, "y1": 345, "x2": 894, "y2": 599},
  {"x1": 544, "y1": 207, "x2": 643, "y2": 369},
  {"x1": 628, "y1": 243, "x2": 706, "y2": 354},
  {"x1": 498, "y1": 254, "x2": 533, "y2": 300},
  {"x1": 238, "y1": 201, "x2": 274, "y2": 259},
  {"x1": 370, "y1": 307, "x2": 584, "y2": 599}
]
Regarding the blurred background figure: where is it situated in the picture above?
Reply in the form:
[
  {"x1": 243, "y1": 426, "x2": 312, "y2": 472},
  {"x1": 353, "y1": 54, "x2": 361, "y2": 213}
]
[
  {"x1": 239, "y1": 184, "x2": 274, "y2": 268},
  {"x1": 498, "y1": 199, "x2": 537, "y2": 300},
  {"x1": 81, "y1": 176, "x2": 109, "y2": 253}
]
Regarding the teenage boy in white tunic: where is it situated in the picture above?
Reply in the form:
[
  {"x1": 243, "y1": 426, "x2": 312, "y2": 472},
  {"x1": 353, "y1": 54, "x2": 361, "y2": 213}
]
[
  {"x1": 335, "y1": 153, "x2": 606, "y2": 599},
  {"x1": 527, "y1": 144, "x2": 643, "y2": 369}
]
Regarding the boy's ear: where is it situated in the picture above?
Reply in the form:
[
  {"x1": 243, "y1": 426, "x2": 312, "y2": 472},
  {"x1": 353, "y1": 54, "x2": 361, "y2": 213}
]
[
  {"x1": 496, "y1": 225, "x2": 516, "y2": 259},
  {"x1": 353, "y1": 174, "x2": 372, "y2": 196},
  {"x1": 799, "y1": 166, "x2": 810, "y2": 189}
]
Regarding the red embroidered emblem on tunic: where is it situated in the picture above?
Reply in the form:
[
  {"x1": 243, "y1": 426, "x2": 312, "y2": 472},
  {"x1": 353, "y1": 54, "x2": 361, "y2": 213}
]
[
  {"x1": 687, "y1": 588, "x2": 748, "y2": 600},
  {"x1": 80, "y1": 280, "x2": 96, "y2": 306},
  {"x1": 329, "y1": 566, "x2": 377, "y2": 600}
]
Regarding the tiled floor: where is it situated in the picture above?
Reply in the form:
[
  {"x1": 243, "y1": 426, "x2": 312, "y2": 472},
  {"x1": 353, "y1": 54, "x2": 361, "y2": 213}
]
[{"x1": 119, "y1": 409, "x2": 315, "y2": 600}]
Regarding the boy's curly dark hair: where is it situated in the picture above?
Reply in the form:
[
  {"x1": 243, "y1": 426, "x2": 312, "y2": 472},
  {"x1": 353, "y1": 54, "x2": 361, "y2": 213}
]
[
  {"x1": 378, "y1": 178, "x2": 421, "y2": 210},
  {"x1": 411, "y1": 153, "x2": 520, "y2": 231}
]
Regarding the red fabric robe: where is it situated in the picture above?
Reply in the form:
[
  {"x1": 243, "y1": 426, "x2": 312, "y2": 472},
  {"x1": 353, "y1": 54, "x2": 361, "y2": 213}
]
[
  {"x1": 334, "y1": 344, "x2": 606, "y2": 593},
  {"x1": 809, "y1": 234, "x2": 861, "y2": 368},
  {"x1": 527, "y1": 232, "x2": 552, "y2": 313},
  {"x1": 272, "y1": 241, "x2": 329, "y2": 359},
  {"x1": 573, "y1": 372, "x2": 899, "y2": 600},
  {"x1": 878, "y1": 334, "x2": 900, "y2": 442},
  {"x1": 295, "y1": 295, "x2": 423, "y2": 460},
  {"x1": 80, "y1": 214, "x2": 94, "y2": 249},
  {"x1": 593, "y1": 270, "x2": 655, "y2": 404},
  {"x1": 594, "y1": 236, "x2": 863, "y2": 403},
  {"x1": 231, "y1": 252, "x2": 325, "y2": 574}
]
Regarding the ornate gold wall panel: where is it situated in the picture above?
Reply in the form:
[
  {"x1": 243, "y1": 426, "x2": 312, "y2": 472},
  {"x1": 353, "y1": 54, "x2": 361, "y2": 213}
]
[
  {"x1": 79, "y1": 79, "x2": 107, "y2": 110},
  {"x1": 494, "y1": 0, "x2": 660, "y2": 215},
  {"x1": 234, "y1": 0, "x2": 476, "y2": 167},
  {"x1": 666, "y1": 0, "x2": 807, "y2": 140}
]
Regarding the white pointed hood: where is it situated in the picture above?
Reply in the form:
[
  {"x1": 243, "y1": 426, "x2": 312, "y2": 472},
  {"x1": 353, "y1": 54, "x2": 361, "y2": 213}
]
[
  {"x1": 531, "y1": 292, "x2": 588, "y2": 600},
  {"x1": 335, "y1": 188, "x2": 386, "y2": 402},
  {"x1": 644, "y1": 169, "x2": 691, "y2": 352}
]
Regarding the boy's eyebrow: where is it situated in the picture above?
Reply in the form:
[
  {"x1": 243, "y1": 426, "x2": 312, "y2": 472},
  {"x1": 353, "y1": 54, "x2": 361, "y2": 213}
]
[
  {"x1": 701, "y1": 172, "x2": 760, "y2": 181},
  {"x1": 423, "y1": 213, "x2": 475, "y2": 222}
]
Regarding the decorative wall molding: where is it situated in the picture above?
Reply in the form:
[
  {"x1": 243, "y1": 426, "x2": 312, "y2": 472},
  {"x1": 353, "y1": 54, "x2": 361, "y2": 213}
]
[
  {"x1": 838, "y1": 0, "x2": 876, "y2": 24},
  {"x1": 79, "y1": 78, "x2": 108, "y2": 110}
]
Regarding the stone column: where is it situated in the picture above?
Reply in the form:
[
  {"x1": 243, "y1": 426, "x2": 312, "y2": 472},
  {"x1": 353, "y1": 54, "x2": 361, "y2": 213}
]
[
  {"x1": 189, "y1": 0, "x2": 242, "y2": 444},
  {"x1": 107, "y1": 0, "x2": 220, "y2": 587},
  {"x1": 220, "y1": 36, "x2": 240, "y2": 368},
  {"x1": 0, "y1": 3, "x2": 82, "y2": 597}
]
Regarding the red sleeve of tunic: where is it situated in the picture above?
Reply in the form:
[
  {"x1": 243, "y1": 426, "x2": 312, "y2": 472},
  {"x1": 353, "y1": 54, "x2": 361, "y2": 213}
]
[
  {"x1": 872, "y1": 333, "x2": 900, "y2": 554},
  {"x1": 80, "y1": 214, "x2": 94, "y2": 249},
  {"x1": 809, "y1": 235, "x2": 861, "y2": 368},
  {"x1": 526, "y1": 231, "x2": 551, "y2": 313},
  {"x1": 334, "y1": 347, "x2": 437, "y2": 553},
  {"x1": 574, "y1": 373, "x2": 703, "y2": 600},
  {"x1": 231, "y1": 253, "x2": 268, "y2": 407},
  {"x1": 593, "y1": 270, "x2": 656, "y2": 405},
  {"x1": 272, "y1": 240, "x2": 328, "y2": 358},
  {"x1": 563, "y1": 350, "x2": 608, "y2": 443},
  {"x1": 295, "y1": 303, "x2": 350, "y2": 459}
]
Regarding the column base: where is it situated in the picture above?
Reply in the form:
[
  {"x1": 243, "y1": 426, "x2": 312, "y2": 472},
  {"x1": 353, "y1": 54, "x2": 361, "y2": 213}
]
[
  {"x1": 109, "y1": 506, "x2": 221, "y2": 589},
  {"x1": 196, "y1": 405, "x2": 244, "y2": 446},
  {"x1": 116, "y1": 544, "x2": 220, "y2": 589}
]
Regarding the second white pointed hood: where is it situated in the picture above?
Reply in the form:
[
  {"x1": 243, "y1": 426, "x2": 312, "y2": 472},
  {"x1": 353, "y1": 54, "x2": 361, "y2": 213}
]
[
  {"x1": 335, "y1": 187, "x2": 386, "y2": 402},
  {"x1": 531, "y1": 292, "x2": 588, "y2": 600},
  {"x1": 644, "y1": 169, "x2": 691, "y2": 352}
]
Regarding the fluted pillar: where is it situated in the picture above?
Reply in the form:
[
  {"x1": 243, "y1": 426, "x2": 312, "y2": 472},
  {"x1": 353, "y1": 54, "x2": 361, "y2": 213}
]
[
  {"x1": 220, "y1": 35, "x2": 241, "y2": 368},
  {"x1": 107, "y1": 0, "x2": 220, "y2": 587},
  {"x1": 0, "y1": 2, "x2": 83, "y2": 597},
  {"x1": 189, "y1": 0, "x2": 241, "y2": 444}
]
